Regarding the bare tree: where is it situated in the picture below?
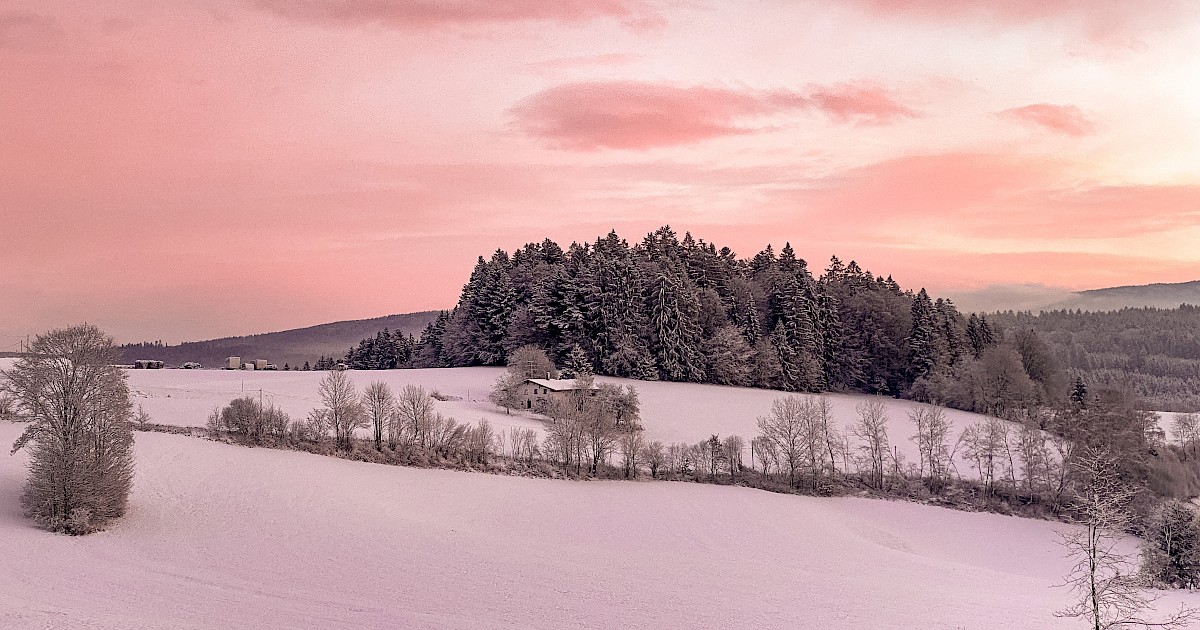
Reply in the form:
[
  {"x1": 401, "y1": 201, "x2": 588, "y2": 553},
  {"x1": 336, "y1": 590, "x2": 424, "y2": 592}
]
[
  {"x1": 508, "y1": 426, "x2": 538, "y2": 462},
  {"x1": 643, "y1": 441, "x2": 665, "y2": 478},
  {"x1": 543, "y1": 398, "x2": 581, "y2": 471},
  {"x1": 853, "y1": 400, "x2": 890, "y2": 490},
  {"x1": 619, "y1": 423, "x2": 646, "y2": 478},
  {"x1": 427, "y1": 413, "x2": 466, "y2": 456},
  {"x1": 362, "y1": 381, "x2": 396, "y2": 451},
  {"x1": 488, "y1": 371, "x2": 524, "y2": 415},
  {"x1": 4, "y1": 324, "x2": 135, "y2": 534},
  {"x1": 396, "y1": 384, "x2": 435, "y2": 448},
  {"x1": 1015, "y1": 411, "x2": 1051, "y2": 501},
  {"x1": 909, "y1": 404, "x2": 952, "y2": 492},
  {"x1": 751, "y1": 435, "x2": 778, "y2": 477},
  {"x1": 813, "y1": 396, "x2": 842, "y2": 477},
  {"x1": 723, "y1": 435, "x2": 745, "y2": 480},
  {"x1": 1057, "y1": 448, "x2": 1197, "y2": 630},
  {"x1": 961, "y1": 416, "x2": 1009, "y2": 495},
  {"x1": 757, "y1": 396, "x2": 807, "y2": 486},
  {"x1": 464, "y1": 419, "x2": 495, "y2": 464},
  {"x1": 1171, "y1": 413, "x2": 1199, "y2": 460},
  {"x1": 317, "y1": 370, "x2": 365, "y2": 450}
]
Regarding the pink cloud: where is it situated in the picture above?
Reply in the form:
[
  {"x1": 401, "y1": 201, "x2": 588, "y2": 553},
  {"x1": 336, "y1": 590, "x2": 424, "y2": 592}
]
[
  {"x1": 250, "y1": 0, "x2": 663, "y2": 30},
  {"x1": 511, "y1": 80, "x2": 917, "y2": 150},
  {"x1": 998, "y1": 104, "x2": 1096, "y2": 136},
  {"x1": 0, "y1": 11, "x2": 61, "y2": 50},
  {"x1": 782, "y1": 153, "x2": 1200, "y2": 240},
  {"x1": 808, "y1": 84, "x2": 921, "y2": 125},
  {"x1": 526, "y1": 52, "x2": 641, "y2": 72},
  {"x1": 845, "y1": 0, "x2": 1186, "y2": 48}
]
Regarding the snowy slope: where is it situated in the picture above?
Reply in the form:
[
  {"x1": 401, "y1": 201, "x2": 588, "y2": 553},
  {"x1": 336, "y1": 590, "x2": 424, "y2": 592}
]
[
  {"x1": 5, "y1": 420, "x2": 1193, "y2": 629},
  {"x1": 106, "y1": 364, "x2": 1003, "y2": 475}
]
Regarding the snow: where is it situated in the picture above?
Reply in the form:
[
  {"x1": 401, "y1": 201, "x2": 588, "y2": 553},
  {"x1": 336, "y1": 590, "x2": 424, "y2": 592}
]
[
  {"x1": 5, "y1": 420, "x2": 1193, "y2": 629},
  {"x1": 108, "y1": 365, "x2": 1005, "y2": 476},
  {"x1": 2, "y1": 361, "x2": 1198, "y2": 628}
]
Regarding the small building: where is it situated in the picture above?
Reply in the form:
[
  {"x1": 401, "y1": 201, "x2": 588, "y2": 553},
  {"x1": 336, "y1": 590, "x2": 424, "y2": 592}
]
[
  {"x1": 225, "y1": 357, "x2": 241, "y2": 370},
  {"x1": 132, "y1": 360, "x2": 164, "y2": 369},
  {"x1": 520, "y1": 378, "x2": 597, "y2": 410}
]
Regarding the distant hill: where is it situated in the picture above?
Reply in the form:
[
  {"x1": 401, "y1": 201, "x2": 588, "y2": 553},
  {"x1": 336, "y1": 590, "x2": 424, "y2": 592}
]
[
  {"x1": 947, "y1": 280, "x2": 1200, "y2": 314},
  {"x1": 120, "y1": 311, "x2": 441, "y2": 368},
  {"x1": 1044, "y1": 280, "x2": 1200, "y2": 312}
]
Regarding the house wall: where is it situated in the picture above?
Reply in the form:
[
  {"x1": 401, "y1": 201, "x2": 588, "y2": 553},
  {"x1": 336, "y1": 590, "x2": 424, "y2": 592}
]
[{"x1": 522, "y1": 384, "x2": 572, "y2": 410}]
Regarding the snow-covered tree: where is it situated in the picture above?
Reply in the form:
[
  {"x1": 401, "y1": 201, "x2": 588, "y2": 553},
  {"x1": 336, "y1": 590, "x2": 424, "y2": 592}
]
[
  {"x1": 704, "y1": 325, "x2": 753, "y2": 386},
  {"x1": 5, "y1": 324, "x2": 135, "y2": 534},
  {"x1": 1141, "y1": 500, "x2": 1200, "y2": 589}
]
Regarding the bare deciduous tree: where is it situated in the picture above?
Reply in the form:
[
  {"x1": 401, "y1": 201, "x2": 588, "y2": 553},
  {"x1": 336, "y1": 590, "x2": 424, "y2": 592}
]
[
  {"x1": 4, "y1": 324, "x2": 135, "y2": 534},
  {"x1": 853, "y1": 400, "x2": 890, "y2": 490},
  {"x1": 1057, "y1": 448, "x2": 1198, "y2": 630},
  {"x1": 396, "y1": 384, "x2": 435, "y2": 448},
  {"x1": 723, "y1": 435, "x2": 745, "y2": 480},
  {"x1": 909, "y1": 404, "x2": 952, "y2": 492},
  {"x1": 362, "y1": 381, "x2": 397, "y2": 451},
  {"x1": 757, "y1": 396, "x2": 807, "y2": 486},
  {"x1": 619, "y1": 423, "x2": 646, "y2": 478},
  {"x1": 1171, "y1": 413, "x2": 1199, "y2": 460},
  {"x1": 643, "y1": 441, "x2": 665, "y2": 477},
  {"x1": 961, "y1": 416, "x2": 1010, "y2": 494},
  {"x1": 317, "y1": 370, "x2": 365, "y2": 450},
  {"x1": 464, "y1": 419, "x2": 495, "y2": 464}
]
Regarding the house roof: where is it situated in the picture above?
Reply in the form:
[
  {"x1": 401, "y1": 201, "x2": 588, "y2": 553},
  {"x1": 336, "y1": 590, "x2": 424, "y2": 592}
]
[{"x1": 524, "y1": 378, "x2": 597, "y2": 392}]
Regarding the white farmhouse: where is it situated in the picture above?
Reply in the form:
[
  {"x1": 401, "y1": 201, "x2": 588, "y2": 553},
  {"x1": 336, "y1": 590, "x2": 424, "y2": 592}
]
[{"x1": 519, "y1": 378, "x2": 598, "y2": 410}]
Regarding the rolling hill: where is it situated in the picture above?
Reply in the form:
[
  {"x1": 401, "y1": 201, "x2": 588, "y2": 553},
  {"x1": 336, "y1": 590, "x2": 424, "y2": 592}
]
[
  {"x1": 947, "y1": 280, "x2": 1200, "y2": 314},
  {"x1": 1045, "y1": 280, "x2": 1200, "y2": 312},
  {"x1": 119, "y1": 311, "x2": 441, "y2": 368}
]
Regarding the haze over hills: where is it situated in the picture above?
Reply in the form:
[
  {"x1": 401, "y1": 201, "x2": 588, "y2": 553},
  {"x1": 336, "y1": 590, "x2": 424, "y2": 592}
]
[
  {"x1": 119, "y1": 311, "x2": 441, "y2": 368},
  {"x1": 946, "y1": 280, "x2": 1200, "y2": 314}
]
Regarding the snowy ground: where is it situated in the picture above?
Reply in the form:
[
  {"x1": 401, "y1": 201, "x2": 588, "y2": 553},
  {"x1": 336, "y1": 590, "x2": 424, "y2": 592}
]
[
  {"x1": 2, "y1": 361, "x2": 1197, "y2": 628},
  {"x1": 5, "y1": 420, "x2": 1194, "y2": 629},
  {"x1": 109, "y1": 364, "x2": 1012, "y2": 476}
]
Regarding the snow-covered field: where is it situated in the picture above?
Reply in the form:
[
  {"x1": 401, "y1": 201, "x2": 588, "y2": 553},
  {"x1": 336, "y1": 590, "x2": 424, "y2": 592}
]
[
  {"x1": 2, "y1": 362, "x2": 1197, "y2": 628},
  {"x1": 5, "y1": 419, "x2": 1191, "y2": 630},
  {"x1": 114, "y1": 364, "x2": 998, "y2": 472}
]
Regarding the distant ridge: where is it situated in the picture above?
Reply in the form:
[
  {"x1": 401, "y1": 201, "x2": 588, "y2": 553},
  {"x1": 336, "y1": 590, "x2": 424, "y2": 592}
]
[
  {"x1": 120, "y1": 311, "x2": 441, "y2": 368},
  {"x1": 1044, "y1": 280, "x2": 1200, "y2": 312},
  {"x1": 947, "y1": 280, "x2": 1200, "y2": 314}
]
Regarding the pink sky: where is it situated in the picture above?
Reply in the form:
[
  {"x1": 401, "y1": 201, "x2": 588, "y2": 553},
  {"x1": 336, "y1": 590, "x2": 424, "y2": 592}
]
[{"x1": 2, "y1": 0, "x2": 1199, "y2": 343}]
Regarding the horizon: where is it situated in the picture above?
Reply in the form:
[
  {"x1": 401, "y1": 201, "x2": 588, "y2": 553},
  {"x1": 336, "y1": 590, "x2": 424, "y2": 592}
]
[{"x1": 4, "y1": 1, "x2": 1199, "y2": 343}]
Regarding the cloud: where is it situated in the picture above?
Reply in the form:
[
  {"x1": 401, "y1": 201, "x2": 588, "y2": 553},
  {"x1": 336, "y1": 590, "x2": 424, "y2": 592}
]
[
  {"x1": 511, "y1": 80, "x2": 918, "y2": 150},
  {"x1": 526, "y1": 52, "x2": 641, "y2": 72},
  {"x1": 0, "y1": 11, "x2": 62, "y2": 50},
  {"x1": 776, "y1": 153, "x2": 1200, "y2": 240},
  {"x1": 998, "y1": 104, "x2": 1096, "y2": 136},
  {"x1": 843, "y1": 0, "x2": 1187, "y2": 48},
  {"x1": 250, "y1": 0, "x2": 664, "y2": 30}
]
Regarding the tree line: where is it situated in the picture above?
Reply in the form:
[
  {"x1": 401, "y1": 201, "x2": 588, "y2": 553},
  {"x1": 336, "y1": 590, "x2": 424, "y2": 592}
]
[
  {"x1": 406, "y1": 226, "x2": 1067, "y2": 408},
  {"x1": 991, "y1": 305, "x2": 1200, "y2": 412}
]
